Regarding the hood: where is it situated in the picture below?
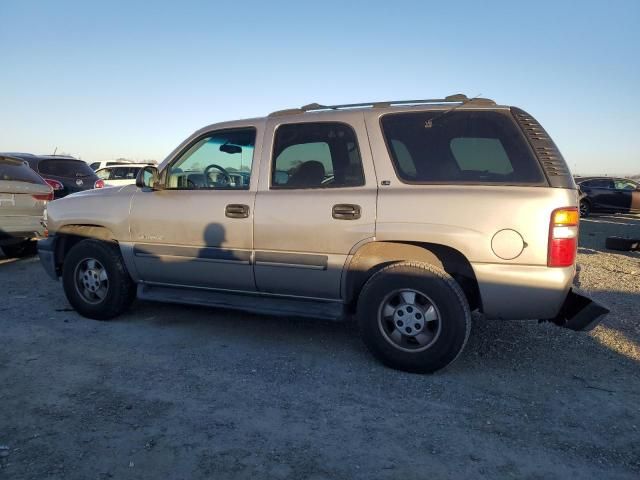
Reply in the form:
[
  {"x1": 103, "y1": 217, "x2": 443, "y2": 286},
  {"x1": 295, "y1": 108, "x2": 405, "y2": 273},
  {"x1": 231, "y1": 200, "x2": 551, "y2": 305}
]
[{"x1": 62, "y1": 184, "x2": 137, "y2": 199}]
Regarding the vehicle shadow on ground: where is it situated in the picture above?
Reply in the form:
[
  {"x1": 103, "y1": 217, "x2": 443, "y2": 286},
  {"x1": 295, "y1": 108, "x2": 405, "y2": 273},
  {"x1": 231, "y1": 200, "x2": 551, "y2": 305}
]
[{"x1": 122, "y1": 287, "x2": 639, "y2": 384}]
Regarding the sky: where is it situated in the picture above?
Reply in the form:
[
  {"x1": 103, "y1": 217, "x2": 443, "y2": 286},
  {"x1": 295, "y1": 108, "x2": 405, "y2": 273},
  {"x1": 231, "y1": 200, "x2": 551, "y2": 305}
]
[{"x1": 1, "y1": 0, "x2": 638, "y2": 175}]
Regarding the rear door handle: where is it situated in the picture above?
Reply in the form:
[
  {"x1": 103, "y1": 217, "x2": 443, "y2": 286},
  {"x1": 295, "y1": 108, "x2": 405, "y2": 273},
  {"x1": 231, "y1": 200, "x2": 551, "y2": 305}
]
[
  {"x1": 225, "y1": 204, "x2": 249, "y2": 218},
  {"x1": 332, "y1": 204, "x2": 361, "y2": 220}
]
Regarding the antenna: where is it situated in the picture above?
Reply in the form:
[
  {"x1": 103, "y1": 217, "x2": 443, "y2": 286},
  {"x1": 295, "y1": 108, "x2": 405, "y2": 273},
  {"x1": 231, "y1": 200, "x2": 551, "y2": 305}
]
[{"x1": 53, "y1": 147, "x2": 58, "y2": 155}]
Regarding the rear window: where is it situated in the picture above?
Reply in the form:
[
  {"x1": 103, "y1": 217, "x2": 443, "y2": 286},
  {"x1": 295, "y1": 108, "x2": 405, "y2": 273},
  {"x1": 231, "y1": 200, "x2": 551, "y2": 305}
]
[
  {"x1": 0, "y1": 158, "x2": 46, "y2": 184},
  {"x1": 381, "y1": 110, "x2": 546, "y2": 185},
  {"x1": 38, "y1": 159, "x2": 95, "y2": 178}
]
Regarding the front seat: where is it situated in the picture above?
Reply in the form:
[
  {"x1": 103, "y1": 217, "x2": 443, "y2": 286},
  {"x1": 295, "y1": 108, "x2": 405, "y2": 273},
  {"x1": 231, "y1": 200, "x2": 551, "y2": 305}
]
[{"x1": 287, "y1": 161, "x2": 325, "y2": 188}]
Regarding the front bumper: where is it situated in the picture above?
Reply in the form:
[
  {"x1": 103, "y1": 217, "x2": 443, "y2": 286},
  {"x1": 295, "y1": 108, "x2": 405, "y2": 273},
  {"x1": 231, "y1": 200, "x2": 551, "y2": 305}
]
[
  {"x1": 37, "y1": 236, "x2": 58, "y2": 280},
  {"x1": 547, "y1": 288, "x2": 609, "y2": 331}
]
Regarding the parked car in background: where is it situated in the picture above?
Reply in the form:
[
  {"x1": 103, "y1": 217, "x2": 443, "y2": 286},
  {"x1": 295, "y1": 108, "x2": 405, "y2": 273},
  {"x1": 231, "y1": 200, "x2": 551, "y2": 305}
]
[
  {"x1": 95, "y1": 164, "x2": 153, "y2": 187},
  {"x1": 89, "y1": 159, "x2": 156, "y2": 171},
  {"x1": 39, "y1": 94, "x2": 608, "y2": 373},
  {"x1": 577, "y1": 177, "x2": 640, "y2": 216},
  {"x1": 4, "y1": 153, "x2": 102, "y2": 198},
  {"x1": 0, "y1": 155, "x2": 52, "y2": 257}
]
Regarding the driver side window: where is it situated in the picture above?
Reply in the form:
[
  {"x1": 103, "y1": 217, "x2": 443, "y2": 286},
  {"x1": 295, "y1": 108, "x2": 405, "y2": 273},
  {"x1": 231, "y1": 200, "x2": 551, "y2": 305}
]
[{"x1": 167, "y1": 128, "x2": 256, "y2": 190}]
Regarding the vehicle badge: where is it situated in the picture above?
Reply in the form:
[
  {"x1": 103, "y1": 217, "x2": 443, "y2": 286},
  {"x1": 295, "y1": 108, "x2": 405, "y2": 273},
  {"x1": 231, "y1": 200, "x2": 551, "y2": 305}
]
[{"x1": 76, "y1": 179, "x2": 84, "y2": 186}]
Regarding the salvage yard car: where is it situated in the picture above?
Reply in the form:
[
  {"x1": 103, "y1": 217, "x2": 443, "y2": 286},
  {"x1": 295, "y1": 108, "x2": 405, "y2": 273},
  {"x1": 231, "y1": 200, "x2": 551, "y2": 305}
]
[
  {"x1": 0, "y1": 155, "x2": 52, "y2": 257},
  {"x1": 38, "y1": 94, "x2": 609, "y2": 372},
  {"x1": 95, "y1": 164, "x2": 151, "y2": 187},
  {"x1": 5, "y1": 153, "x2": 102, "y2": 198},
  {"x1": 577, "y1": 177, "x2": 640, "y2": 216}
]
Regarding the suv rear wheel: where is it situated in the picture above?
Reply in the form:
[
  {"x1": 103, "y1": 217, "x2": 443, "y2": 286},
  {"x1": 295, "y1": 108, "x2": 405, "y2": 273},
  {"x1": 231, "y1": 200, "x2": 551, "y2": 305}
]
[
  {"x1": 357, "y1": 262, "x2": 471, "y2": 373},
  {"x1": 62, "y1": 239, "x2": 136, "y2": 320}
]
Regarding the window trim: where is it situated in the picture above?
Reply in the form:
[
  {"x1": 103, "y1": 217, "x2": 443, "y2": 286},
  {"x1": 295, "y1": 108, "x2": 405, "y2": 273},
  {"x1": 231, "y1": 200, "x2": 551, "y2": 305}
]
[
  {"x1": 378, "y1": 110, "x2": 548, "y2": 187},
  {"x1": 161, "y1": 126, "x2": 257, "y2": 191},
  {"x1": 269, "y1": 121, "x2": 366, "y2": 190}
]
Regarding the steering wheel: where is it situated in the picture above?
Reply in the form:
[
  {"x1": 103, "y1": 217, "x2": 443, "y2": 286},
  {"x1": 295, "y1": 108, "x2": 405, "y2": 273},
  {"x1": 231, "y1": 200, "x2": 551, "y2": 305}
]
[{"x1": 203, "y1": 164, "x2": 232, "y2": 188}]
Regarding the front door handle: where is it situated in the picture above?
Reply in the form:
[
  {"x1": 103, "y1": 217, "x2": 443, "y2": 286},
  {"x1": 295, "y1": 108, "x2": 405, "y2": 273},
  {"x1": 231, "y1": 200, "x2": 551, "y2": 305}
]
[
  {"x1": 332, "y1": 204, "x2": 361, "y2": 220},
  {"x1": 225, "y1": 204, "x2": 249, "y2": 218}
]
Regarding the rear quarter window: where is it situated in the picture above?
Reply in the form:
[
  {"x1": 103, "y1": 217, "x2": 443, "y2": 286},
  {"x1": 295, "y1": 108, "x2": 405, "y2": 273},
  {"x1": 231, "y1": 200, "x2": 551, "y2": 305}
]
[{"x1": 381, "y1": 110, "x2": 546, "y2": 185}]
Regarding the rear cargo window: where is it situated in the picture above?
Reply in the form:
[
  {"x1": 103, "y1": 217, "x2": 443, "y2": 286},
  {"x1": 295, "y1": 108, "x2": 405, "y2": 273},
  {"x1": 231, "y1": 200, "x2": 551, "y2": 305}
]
[
  {"x1": 381, "y1": 111, "x2": 546, "y2": 185},
  {"x1": 0, "y1": 158, "x2": 46, "y2": 184},
  {"x1": 38, "y1": 159, "x2": 95, "y2": 178}
]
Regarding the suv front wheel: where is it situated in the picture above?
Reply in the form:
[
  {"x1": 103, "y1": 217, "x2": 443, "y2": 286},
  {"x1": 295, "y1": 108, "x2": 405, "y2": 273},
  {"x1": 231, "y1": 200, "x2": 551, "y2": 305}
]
[
  {"x1": 62, "y1": 239, "x2": 136, "y2": 320},
  {"x1": 357, "y1": 262, "x2": 471, "y2": 373}
]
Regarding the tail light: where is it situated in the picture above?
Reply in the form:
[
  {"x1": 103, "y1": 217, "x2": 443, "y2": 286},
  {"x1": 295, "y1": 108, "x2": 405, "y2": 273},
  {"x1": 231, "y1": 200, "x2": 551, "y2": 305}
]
[
  {"x1": 94, "y1": 179, "x2": 105, "y2": 189},
  {"x1": 548, "y1": 207, "x2": 579, "y2": 267},
  {"x1": 32, "y1": 190, "x2": 54, "y2": 201},
  {"x1": 44, "y1": 178, "x2": 64, "y2": 191}
]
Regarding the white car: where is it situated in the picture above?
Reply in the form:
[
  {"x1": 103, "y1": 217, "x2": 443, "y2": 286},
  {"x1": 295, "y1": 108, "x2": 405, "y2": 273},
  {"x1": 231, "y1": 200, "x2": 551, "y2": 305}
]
[
  {"x1": 95, "y1": 164, "x2": 151, "y2": 187},
  {"x1": 89, "y1": 159, "x2": 138, "y2": 171}
]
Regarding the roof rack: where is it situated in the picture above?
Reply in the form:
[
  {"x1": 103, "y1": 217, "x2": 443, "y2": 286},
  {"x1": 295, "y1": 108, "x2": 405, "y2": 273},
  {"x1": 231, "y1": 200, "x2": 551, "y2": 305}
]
[{"x1": 268, "y1": 94, "x2": 495, "y2": 117}]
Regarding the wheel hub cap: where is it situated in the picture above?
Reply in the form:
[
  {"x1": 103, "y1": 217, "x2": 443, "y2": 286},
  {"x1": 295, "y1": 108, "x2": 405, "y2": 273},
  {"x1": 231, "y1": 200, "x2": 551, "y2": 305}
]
[
  {"x1": 74, "y1": 258, "x2": 109, "y2": 304},
  {"x1": 378, "y1": 288, "x2": 442, "y2": 352},
  {"x1": 392, "y1": 304, "x2": 426, "y2": 336}
]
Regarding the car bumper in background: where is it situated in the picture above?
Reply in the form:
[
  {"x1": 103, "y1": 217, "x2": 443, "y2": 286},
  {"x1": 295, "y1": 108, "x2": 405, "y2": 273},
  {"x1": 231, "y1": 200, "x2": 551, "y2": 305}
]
[{"x1": 37, "y1": 236, "x2": 58, "y2": 280}]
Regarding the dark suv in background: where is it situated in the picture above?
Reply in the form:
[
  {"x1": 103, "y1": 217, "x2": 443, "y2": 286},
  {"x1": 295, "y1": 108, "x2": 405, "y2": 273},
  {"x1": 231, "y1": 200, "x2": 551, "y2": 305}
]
[
  {"x1": 3, "y1": 153, "x2": 101, "y2": 199},
  {"x1": 577, "y1": 177, "x2": 640, "y2": 216}
]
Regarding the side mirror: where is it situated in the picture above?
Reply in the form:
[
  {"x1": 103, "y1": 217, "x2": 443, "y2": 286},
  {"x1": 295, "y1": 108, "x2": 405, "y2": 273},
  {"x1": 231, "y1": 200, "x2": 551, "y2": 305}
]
[{"x1": 136, "y1": 166, "x2": 161, "y2": 190}]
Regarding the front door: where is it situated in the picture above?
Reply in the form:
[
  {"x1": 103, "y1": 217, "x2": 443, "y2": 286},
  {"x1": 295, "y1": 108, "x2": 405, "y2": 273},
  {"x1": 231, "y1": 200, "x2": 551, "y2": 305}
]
[
  {"x1": 253, "y1": 114, "x2": 377, "y2": 299},
  {"x1": 611, "y1": 178, "x2": 640, "y2": 213},
  {"x1": 129, "y1": 126, "x2": 260, "y2": 291}
]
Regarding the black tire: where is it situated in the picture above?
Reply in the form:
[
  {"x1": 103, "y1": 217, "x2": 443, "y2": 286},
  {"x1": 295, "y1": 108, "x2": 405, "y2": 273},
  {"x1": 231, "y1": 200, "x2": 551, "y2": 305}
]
[
  {"x1": 605, "y1": 236, "x2": 640, "y2": 252},
  {"x1": 2, "y1": 240, "x2": 37, "y2": 258},
  {"x1": 357, "y1": 262, "x2": 471, "y2": 373},
  {"x1": 579, "y1": 199, "x2": 591, "y2": 217},
  {"x1": 62, "y1": 239, "x2": 136, "y2": 320}
]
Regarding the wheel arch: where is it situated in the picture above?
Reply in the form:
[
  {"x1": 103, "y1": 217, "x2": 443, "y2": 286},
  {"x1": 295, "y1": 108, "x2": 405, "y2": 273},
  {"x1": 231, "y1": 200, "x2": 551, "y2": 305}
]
[
  {"x1": 343, "y1": 241, "x2": 481, "y2": 311},
  {"x1": 53, "y1": 225, "x2": 118, "y2": 271}
]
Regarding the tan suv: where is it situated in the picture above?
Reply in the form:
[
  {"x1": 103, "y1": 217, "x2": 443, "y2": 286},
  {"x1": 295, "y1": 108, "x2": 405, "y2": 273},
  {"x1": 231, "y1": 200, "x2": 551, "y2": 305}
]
[{"x1": 38, "y1": 95, "x2": 609, "y2": 372}]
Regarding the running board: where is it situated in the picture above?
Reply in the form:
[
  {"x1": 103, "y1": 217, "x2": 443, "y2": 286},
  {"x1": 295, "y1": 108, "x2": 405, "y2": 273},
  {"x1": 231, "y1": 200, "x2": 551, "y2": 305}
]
[{"x1": 137, "y1": 284, "x2": 346, "y2": 321}]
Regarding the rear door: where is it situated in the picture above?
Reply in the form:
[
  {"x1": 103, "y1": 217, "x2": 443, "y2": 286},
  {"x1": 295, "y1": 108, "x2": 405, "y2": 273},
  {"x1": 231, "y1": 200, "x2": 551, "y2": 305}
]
[
  {"x1": 582, "y1": 179, "x2": 614, "y2": 211},
  {"x1": 253, "y1": 112, "x2": 377, "y2": 299}
]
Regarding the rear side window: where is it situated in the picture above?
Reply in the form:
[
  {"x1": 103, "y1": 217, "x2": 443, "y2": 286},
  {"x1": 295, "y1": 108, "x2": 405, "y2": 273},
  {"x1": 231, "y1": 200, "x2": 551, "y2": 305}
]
[
  {"x1": 38, "y1": 159, "x2": 96, "y2": 178},
  {"x1": 271, "y1": 122, "x2": 365, "y2": 189},
  {"x1": 0, "y1": 158, "x2": 46, "y2": 184},
  {"x1": 381, "y1": 111, "x2": 546, "y2": 185}
]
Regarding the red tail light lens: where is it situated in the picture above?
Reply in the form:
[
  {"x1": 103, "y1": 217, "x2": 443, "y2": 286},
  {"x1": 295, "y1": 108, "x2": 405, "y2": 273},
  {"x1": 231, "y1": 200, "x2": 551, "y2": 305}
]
[
  {"x1": 32, "y1": 191, "x2": 54, "y2": 201},
  {"x1": 44, "y1": 178, "x2": 64, "y2": 191},
  {"x1": 548, "y1": 207, "x2": 579, "y2": 267},
  {"x1": 94, "y1": 179, "x2": 105, "y2": 189}
]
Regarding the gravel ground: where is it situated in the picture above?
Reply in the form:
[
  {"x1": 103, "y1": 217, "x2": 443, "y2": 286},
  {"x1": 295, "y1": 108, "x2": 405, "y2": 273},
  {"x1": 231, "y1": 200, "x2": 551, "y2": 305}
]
[{"x1": 0, "y1": 214, "x2": 639, "y2": 479}]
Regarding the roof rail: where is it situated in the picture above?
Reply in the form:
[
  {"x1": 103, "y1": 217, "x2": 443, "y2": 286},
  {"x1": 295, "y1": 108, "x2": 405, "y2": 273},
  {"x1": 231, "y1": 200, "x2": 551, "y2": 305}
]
[{"x1": 268, "y1": 94, "x2": 495, "y2": 117}]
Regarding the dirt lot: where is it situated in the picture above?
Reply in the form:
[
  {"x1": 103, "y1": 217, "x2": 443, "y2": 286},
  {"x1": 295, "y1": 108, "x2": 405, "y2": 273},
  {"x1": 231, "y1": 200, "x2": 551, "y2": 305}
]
[{"x1": 1, "y1": 215, "x2": 639, "y2": 479}]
